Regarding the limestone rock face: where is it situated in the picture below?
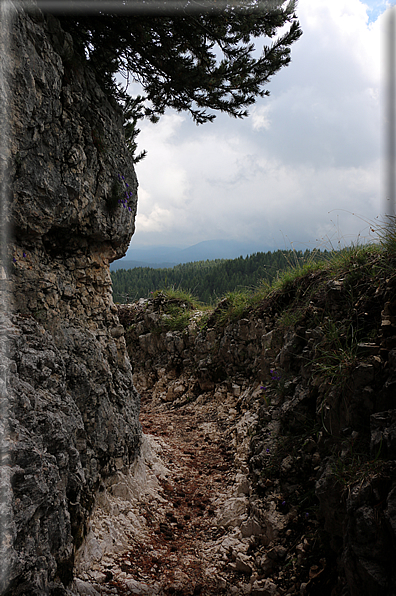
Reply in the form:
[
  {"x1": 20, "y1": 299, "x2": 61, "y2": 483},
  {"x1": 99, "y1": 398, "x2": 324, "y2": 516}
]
[{"x1": 1, "y1": 4, "x2": 141, "y2": 594}]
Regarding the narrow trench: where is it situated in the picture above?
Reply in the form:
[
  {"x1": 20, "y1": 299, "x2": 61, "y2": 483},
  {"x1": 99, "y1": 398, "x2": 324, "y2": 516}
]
[
  {"x1": 94, "y1": 393, "x2": 243, "y2": 596},
  {"x1": 75, "y1": 385, "x2": 338, "y2": 596}
]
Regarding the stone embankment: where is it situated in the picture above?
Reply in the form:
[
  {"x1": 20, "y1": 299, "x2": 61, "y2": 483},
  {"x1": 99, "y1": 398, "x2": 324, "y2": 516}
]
[{"x1": 114, "y1": 259, "x2": 396, "y2": 596}]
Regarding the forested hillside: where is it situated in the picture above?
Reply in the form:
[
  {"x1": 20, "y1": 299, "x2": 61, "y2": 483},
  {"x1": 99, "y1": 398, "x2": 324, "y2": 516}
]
[{"x1": 111, "y1": 249, "x2": 330, "y2": 304}]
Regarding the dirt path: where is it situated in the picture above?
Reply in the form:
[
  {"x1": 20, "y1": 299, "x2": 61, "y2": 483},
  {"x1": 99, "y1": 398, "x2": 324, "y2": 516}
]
[
  {"x1": 73, "y1": 390, "x2": 262, "y2": 596},
  {"x1": 73, "y1": 384, "x2": 331, "y2": 596},
  {"x1": 113, "y1": 398, "x2": 234, "y2": 594}
]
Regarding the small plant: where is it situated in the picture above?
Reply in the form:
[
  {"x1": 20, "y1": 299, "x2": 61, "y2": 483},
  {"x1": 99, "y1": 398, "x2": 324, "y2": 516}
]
[
  {"x1": 260, "y1": 385, "x2": 271, "y2": 406},
  {"x1": 13, "y1": 251, "x2": 27, "y2": 262},
  {"x1": 162, "y1": 304, "x2": 191, "y2": 332},
  {"x1": 330, "y1": 454, "x2": 385, "y2": 494},
  {"x1": 117, "y1": 174, "x2": 134, "y2": 211},
  {"x1": 106, "y1": 174, "x2": 134, "y2": 212},
  {"x1": 196, "y1": 311, "x2": 212, "y2": 332},
  {"x1": 270, "y1": 368, "x2": 281, "y2": 382},
  {"x1": 149, "y1": 287, "x2": 205, "y2": 333},
  {"x1": 152, "y1": 286, "x2": 202, "y2": 310},
  {"x1": 211, "y1": 289, "x2": 252, "y2": 327},
  {"x1": 368, "y1": 214, "x2": 396, "y2": 258},
  {"x1": 315, "y1": 327, "x2": 357, "y2": 374},
  {"x1": 277, "y1": 306, "x2": 305, "y2": 328}
]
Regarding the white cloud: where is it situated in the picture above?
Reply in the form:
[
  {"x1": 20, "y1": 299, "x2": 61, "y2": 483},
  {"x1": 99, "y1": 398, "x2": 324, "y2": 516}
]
[
  {"x1": 130, "y1": 0, "x2": 388, "y2": 251},
  {"x1": 251, "y1": 105, "x2": 272, "y2": 131},
  {"x1": 137, "y1": 204, "x2": 173, "y2": 232}
]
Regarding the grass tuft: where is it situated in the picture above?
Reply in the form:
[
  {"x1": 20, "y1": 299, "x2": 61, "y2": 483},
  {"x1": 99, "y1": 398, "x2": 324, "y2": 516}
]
[
  {"x1": 151, "y1": 286, "x2": 210, "y2": 332},
  {"x1": 152, "y1": 286, "x2": 202, "y2": 310}
]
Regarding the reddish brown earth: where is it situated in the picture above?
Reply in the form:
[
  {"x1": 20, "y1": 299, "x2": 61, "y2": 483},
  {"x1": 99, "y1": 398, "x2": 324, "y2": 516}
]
[
  {"x1": 109, "y1": 395, "x2": 235, "y2": 595},
  {"x1": 74, "y1": 384, "x2": 335, "y2": 596},
  {"x1": 73, "y1": 384, "x2": 261, "y2": 596}
]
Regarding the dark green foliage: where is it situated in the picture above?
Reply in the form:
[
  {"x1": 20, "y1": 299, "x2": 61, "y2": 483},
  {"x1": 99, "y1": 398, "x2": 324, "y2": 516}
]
[
  {"x1": 111, "y1": 249, "x2": 329, "y2": 304},
  {"x1": 106, "y1": 177, "x2": 124, "y2": 211},
  {"x1": 122, "y1": 95, "x2": 148, "y2": 163},
  {"x1": 56, "y1": 1, "x2": 302, "y2": 126}
]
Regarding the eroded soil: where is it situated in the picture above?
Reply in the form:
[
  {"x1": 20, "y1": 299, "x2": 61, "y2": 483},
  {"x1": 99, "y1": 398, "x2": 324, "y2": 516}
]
[
  {"x1": 73, "y1": 387, "x2": 264, "y2": 596},
  {"x1": 74, "y1": 382, "x2": 337, "y2": 596}
]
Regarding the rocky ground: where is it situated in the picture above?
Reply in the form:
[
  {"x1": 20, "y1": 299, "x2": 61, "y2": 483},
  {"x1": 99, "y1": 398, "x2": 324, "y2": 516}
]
[
  {"x1": 72, "y1": 376, "x2": 335, "y2": 596},
  {"x1": 72, "y1": 249, "x2": 396, "y2": 596},
  {"x1": 73, "y1": 384, "x2": 269, "y2": 595}
]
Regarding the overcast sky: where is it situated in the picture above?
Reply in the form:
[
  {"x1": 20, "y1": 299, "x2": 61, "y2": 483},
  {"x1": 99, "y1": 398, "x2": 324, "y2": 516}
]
[{"x1": 126, "y1": 0, "x2": 391, "y2": 252}]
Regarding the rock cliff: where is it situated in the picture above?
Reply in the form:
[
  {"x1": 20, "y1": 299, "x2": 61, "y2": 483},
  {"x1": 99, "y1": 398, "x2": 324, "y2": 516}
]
[{"x1": 1, "y1": 3, "x2": 141, "y2": 594}]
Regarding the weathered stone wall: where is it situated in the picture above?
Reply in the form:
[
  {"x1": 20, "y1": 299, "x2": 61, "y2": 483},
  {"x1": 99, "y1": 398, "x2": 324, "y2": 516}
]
[
  {"x1": 1, "y1": 3, "x2": 141, "y2": 594},
  {"x1": 119, "y1": 295, "x2": 270, "y2": 403},
  {"x1": 119, "y1": 272, "x2": 396, "y2": 596}
]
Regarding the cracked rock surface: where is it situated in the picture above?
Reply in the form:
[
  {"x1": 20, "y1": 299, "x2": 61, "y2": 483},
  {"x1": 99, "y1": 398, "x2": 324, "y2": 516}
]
[
  {"x1": 73, "y1": 388, "x2": 268, "y2": 596},
  {"x1": 2, "y1": 5, "x2": 140, "y2": 594}
]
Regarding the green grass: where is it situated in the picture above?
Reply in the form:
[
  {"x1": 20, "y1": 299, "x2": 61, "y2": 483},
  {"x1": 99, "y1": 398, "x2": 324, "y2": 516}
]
[
  {"x1": 330, "y1": 451, "x2": 386, "y2": 494},
  {"x1": 205, "y1": 252, "x2": 329, "y2": 328},
  {"x1": 152, "y1": 286, "x2": 202, "y2": 310},
  {"x1": 150, "y1": 286, "x2": 210, "y2": 332},
  {"x1": 264, "y1": 260, "x2": 327, "y2": 299},
  {"x1": 372, "y1": 214, "x2": 396, "y2": 256},
  {"x1": 236, "y1": 243, "x2": 389, "y2": 321},
  {"x1": 145, "y1": 238, "x2": 394, "y2": 334},
  {"x1": 162, "y1": 307, "x2": 191, "y2": 332},
  {"x1": 276, "y1": 305, "x2": 306, "y2": 329},
  {"x1": 313, "y1": 319, "x2": 359, "y2": 388},
  {"x1": 212, "y1": 290, "x2": 253, "y2": 326}
]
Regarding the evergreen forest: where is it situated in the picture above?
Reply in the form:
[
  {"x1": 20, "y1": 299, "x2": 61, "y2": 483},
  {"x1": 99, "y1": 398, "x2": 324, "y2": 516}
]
[{"x1": 111, "y1": 249, "x2": 330, "y2": 304}]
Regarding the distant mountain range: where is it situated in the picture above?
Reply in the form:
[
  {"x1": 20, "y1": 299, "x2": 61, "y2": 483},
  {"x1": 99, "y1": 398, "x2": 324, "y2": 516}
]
[{"x1": 110, "y1": 239, "x2": 273, "y2": 271}]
